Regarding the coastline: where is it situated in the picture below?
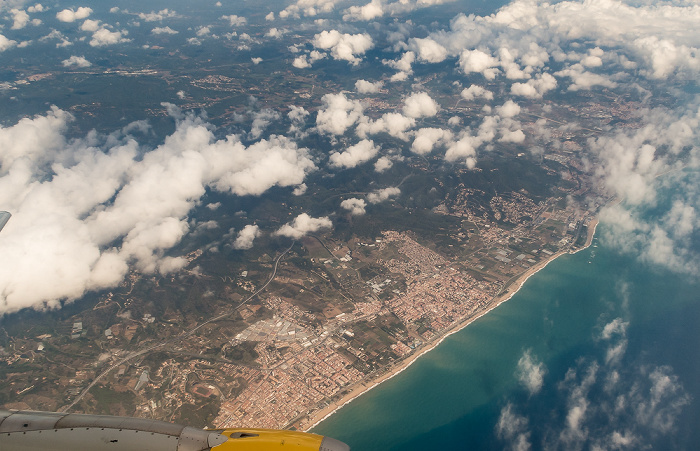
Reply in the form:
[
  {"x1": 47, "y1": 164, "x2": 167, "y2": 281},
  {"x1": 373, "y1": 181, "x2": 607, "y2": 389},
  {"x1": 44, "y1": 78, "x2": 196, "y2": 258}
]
[{"x1": 303, "y1": 220, "x2": 599, "y2": 431}]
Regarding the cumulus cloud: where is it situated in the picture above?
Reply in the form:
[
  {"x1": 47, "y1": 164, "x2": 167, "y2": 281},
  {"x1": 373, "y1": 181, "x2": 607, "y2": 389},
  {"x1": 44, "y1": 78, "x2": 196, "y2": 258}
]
[
  {"x1": 517, "y1": 350, "x2": 546, "y2": 395},
  {"x1": 249, "y1": 109, "x2": 281, "y2": 140},
  {"x1": 137, "y1": 9, "x2": 177, "y2": 22},
  {"x1": 315, "y1": 93, "x2": 364, "y2": 135},
  {"x1": 279, "y1": 0, "x2": 339, "y2": 19},
  {"x1": 340, "y1": 198, "x2": 367, "y2": 215},
  {"x1": 496, "y1": 100, "x2": 521, "y2": 118},
  {"x1": 496, "y1": 404, "x2": 532, "y2": 451},
  {"x1": 292, "y1": 50, "x2": 326, "y2": 68},
  {"x1": 232, "y1": 225, "x2": 260, "y2": 250},
  {"x1": 221, "y1": 14, "x2": 247, "y2": 26},
  {"x1": 374, "y1": 156, "x2": 393, "y2": 173},
  {"x1": 367, "y1": 187, "x2": 400, "y2": 204},
  {"x1": 329, "y1": 139, "x2": 379, "y2": 169},
  {"x1": 410, "y1": 37, "x2": 448, "y2": 63},
  {"x1": 511, "y1": 73, "x2": 557, "y2": 98},
  {"x1": 443, "y1": 106, "x2": 524, "y2": 167},
  {"x1": 89, "y1": 28, "x2": 130, "y2": 47},
  {"x1": 355, "y1": 79, "x2": 383, "y2": 94},
  {"x1": 56, "y1": 7, "x2": 92, "y2": 22},
  {"x1": 581, "y1": 99, "x2": 700, "y2": 275},
  {"x1": 274, "y1": 213, "x2": 332, "y2": 239},
  {"x1": 152, "y1": 26, "x2": 178, "y2": 35},
  {"x1": 405, "y1": 0, "x2": 700, "y2": 95},
  {"x1": 460, "y1": 85, "x2": 493, "y2": 101},
  {"x1": 345, "y1": 0, "x2": 455, "y2": 19},
  {"x1": 10, "y1": 8, "x2": 30, "y2": 29},
  {"x1": 403, "y1": 92, "x2": 439, "y2": 118},
  {"x1": 411, "y1": 127, "x2": 453, "y2": 155},
  {"x1": 0, "y1": 107, "x2": 317, "y2": 315},
  {"x1": 460, "y1": 49, "x2": 500, "y2": 80},
  {"x1": 383, "y1": 51, "x2": 415, "y2": 75},
  {"x1": 312, "y1": 30, "x2": 374, "y2": 65},
  {"x1": 343, "y1": 0, "x2": 383, "y2": 21},
  {"x1": 444, "y1": 134, "x2": 479, "y2": 168},
  {"x1": 79, "y1": 19, "x2": 100, "y2": 32},
  {"x1": 554, "y1": 64, "x2": 617, "y2": 91},
  {"x1": 0, "y1": 34, "x2": 18, "y2": 52},
  {"x1": 357, "y1": 113, "x2": 415, "y2": 140},
  {"x1": 62, "y1": 55, "x2": 91, "y2": 68},
  {"x1": 499, "y1": 317, "x2": 691, "y2": 451}
]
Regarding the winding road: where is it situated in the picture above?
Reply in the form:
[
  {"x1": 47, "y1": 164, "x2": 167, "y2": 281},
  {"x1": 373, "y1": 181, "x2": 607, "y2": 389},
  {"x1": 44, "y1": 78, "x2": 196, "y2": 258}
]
[{"x1": 62, "y1": 241, "x2": 296, "y2": 412}]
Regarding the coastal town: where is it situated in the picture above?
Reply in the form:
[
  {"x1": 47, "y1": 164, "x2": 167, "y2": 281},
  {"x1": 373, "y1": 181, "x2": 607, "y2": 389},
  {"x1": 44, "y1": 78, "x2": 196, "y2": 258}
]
[{"x1": 0, "y1": 175, "x2": 598, "y2": 429}]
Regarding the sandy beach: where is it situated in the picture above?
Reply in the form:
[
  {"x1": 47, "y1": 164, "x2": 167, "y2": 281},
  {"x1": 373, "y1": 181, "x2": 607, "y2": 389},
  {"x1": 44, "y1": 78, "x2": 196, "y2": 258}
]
[{"x1": 302, "y1": 220, "x2": 600, "y2": 431}]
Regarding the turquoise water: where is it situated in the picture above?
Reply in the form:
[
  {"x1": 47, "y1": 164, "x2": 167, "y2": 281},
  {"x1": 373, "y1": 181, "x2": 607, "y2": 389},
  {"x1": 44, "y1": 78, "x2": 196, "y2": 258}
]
[{"x1": 313, "y1": 226, "x2": 700, "y2": 449}]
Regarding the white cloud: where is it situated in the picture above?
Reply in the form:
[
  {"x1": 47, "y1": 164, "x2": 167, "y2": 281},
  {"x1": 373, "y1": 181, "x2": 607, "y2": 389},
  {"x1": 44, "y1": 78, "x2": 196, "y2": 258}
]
[
  {"x1": 10, "y1": 8, "x2": 29, "y2": 30},
  {"x1": 312, "y1": 30, "x2": 374, "y2": 65},
  {"x1": 460, "y1": 85, "x2": 493, "y2": 101},
  {"x1": 315, "y1": 93, "x2": 364, "y2": 135},
  {"x1": 39, "y1": 29, "x2": 71, "y2": 48},
  {"x1": 266, "y1": 28, "x2": 287, "y2": 39},
  {"x1": 279, "y1": 0, "x2": 340, "y2": 19},
  {"x1": 80, "y1": 19, "x2": 100, "y2": 32},
  {"x1": 221, "y1": 14, "x2": 247, "y2": 26},
  {"x1": 292, "y1": 183, "x2": 307, "y2": 196},
  {"x1": 56, "y1": 7, "x2": 92, "y2": 22},
  {"x1": 137, "y1": 9, "x2": 177, "y2": 22},
  {"x1": 89, "y1": 28, "x2": 130, "y2": 47},
  {"x1": 374, "y1": 156, "x2": 393, "y2": 173},
  {"x1": 554, "y1": 64, "x2": 617, "y2": 91},
  {"x1": 403, "y1": 91, "x2": 439, "y2": 118},
  {"x1": 383, "y1": 51, "x2": 415, "y2": 74},
  {"x1": 459, "y1": 49, "x2": 500, "y2": 80},
  {"x1": 410, "y1": 37, "x2": 448, "y2": 63},
  {"x1": 274, "y1": 213, "x2": 332, "y2": 239},
  {"x1": 511, "y1": 73, "x2": 557, "y2": 98},
  {"x1": 355, "y1": 79, "x2": 383, "y2": 94},
  {"x1": 329, "y1": 139, "x2": 379, "y2": 169},
  {"x1": 343, "y1": 0, "x2": 383, "y2": 21},
  {"x1": 601, "y1": 318, "x2": 629, "y2": 341},
  {"x1": 292, "y1": 50, "x2": 326, "y2": 68},
  {"x1": 407, "y1": 0, "x2": 700, "y2": 94},
  {"x1": 0, "y1": 107, "x2": 318, "y2": 315},
  {"x1": 496, "y1": 100, "x2": 521, "y2": 118},
  {"x1": 411, "y1": 127, "x2": 453, "y2": 155},
  {"x1": 499, "y1": 318, "x2": 691, "y2": 450},
  {"x1": 367, "y1": 187, "x2": 400, "y2": 204},
  {"x1": 444, "y1": 134, "x2": 479, "y2": 168},
  {"x1": 517, "y1": 350, "x2": 546, "y2": 395},
  {"x1": 233, "y1": 225, "x2": 260, "y2": 250},
  {"x1": 27, "y1": 4, "x2": 44, "y2": 13},
  {"x1": 249, "y1": 109, "x2": 281, "y2": 140},
  {"x1": 152, "y1": 26, "x2": 178, "y2": 35},
  {"x1": 0, "y1": 34, "x2": 18, "y2": 52},
  {"x1": 357, "y1": 113, "x2": 415, "y2": 140},
  {"x1": 340, "y1": 198, "x2": 367, "y2": 215},
  {"x1": 62, "y1": 55, "x2": 91, "y2": 68},
  {"x1": 496, "y1": 404, "x2": 532, "y2": 451}
]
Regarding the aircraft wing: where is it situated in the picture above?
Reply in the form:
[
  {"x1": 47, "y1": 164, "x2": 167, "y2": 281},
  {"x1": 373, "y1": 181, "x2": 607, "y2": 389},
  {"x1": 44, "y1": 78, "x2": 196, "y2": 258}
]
[
  {"x1": 0, "y1": 211, "x2": 10, "y2": 232},
  {"x1": 0, "y1": 409, "x2": 349, "y2": 451}
]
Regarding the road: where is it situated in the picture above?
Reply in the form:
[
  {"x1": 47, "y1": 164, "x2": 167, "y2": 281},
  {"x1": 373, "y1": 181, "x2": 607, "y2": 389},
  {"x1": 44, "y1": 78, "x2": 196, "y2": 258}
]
[{"x1": 62, "y1": 241, "x2": 296, "y2": 412}]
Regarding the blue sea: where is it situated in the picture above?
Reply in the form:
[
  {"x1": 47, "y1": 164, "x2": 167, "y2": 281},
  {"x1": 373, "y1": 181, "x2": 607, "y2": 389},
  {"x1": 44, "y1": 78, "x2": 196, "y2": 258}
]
[{"x1": 314, "y1": 194, "x2": 700, "y2": 449}]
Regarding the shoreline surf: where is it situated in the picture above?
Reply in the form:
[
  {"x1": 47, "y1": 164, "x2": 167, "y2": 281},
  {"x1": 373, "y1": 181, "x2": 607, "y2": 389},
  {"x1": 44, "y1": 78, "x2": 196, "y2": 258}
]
[{"x1": 302, "y1": 217, "x2": 599, "y2": 432}]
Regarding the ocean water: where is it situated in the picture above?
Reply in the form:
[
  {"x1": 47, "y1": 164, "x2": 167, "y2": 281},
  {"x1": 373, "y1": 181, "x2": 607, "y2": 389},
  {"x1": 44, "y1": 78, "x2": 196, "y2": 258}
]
[{"x1": 313, "y1": 223, "x2": 700, "y2": 450}]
